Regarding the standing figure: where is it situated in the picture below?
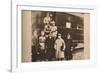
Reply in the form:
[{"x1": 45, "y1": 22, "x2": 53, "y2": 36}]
[
  {"x1": 64, "y1": 33, "x2": 73, "y2": 60},
  {"x1": 54, "y1": 34, "x2": 66, "y2": 60},
  {"x1": 38, "y1": 31, "x2": 46, "y2": 61},
  {"x1": 46, "y1": 34, "x2": 55, "y2": 61},
  {"x1": 44, "y1": 24, "x2": 51, "y2": 36},
  {"x1": 31, "y1": 30, "x2": 39, "y2": 61},
  {"x1": 43, "y1": 13, "x2": 51, "y2": 25},
  {"x1": 51, "y1": 21, "x2": 58, "y2": 39}
]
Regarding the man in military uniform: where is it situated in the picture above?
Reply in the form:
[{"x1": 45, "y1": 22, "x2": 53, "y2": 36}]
[
  {"x1": 43, "y1": 13, "x2": 51, "y2": 25},
  {"x1": 38, "y1": 31, "x2": 46, "y2": 61},
  {"x1": 54, "y1": 34, "x2": 66, "y2": 60},
  {"x1": 44, "y1": 23, "x2": 51, "y2": 37},
  {"x1": 46, "y1": 34, "x2": 55, "y2": 61},
  {"x1": 51, "y1": 21, "x2": 57, "y2": 39},
  {"x1": 64, "y1": 33, "x2": 73, "y2": 60}
]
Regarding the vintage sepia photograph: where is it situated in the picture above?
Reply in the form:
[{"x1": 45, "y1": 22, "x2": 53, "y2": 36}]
[{"x1": 22, "y1": 10, "x2": 90, "y2": 62}]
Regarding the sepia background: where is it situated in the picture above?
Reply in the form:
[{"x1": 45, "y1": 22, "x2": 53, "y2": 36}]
[{"x1": 21, "y1": 10, "x2": 90, "y2": 62}]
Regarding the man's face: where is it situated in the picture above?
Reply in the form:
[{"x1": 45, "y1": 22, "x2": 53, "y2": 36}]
[
  {"x1": 41, "y1": 31, "x2": 45, "y2": 36},
  {"x1": 58, "y1": 35, "x2": 61, "y2": 39},
  {"x1": 52, "y1": 23, "x2": 55, "y2": 26},
  {"x1": 46, "y1": 13, "x2": 50, "y2": 17},
  {"x1": 49, "y1": 35, "x2": 52, "y2": 38},
  {"x1": 50, "y1": 14, "x2": 53, "y2": 17}
]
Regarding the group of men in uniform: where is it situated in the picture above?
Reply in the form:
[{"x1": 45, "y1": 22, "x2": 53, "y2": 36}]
[{"x1": 32, "y1": 13, "x2": 73, "y2": 61}]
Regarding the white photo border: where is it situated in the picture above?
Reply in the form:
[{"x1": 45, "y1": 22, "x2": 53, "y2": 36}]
[{"x1": 11, "y1": 4, "x2": 97, "y2": 73}]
